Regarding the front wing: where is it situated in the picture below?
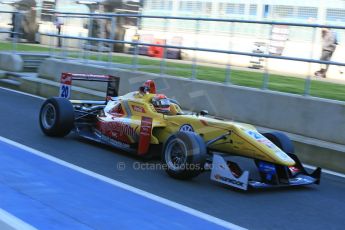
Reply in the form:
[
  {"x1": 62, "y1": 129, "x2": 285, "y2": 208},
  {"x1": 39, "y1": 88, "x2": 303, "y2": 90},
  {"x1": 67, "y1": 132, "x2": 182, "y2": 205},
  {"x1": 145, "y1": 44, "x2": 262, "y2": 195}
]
[{"x1": 210, "y1": 154, "x2": 321, "y2": 190}]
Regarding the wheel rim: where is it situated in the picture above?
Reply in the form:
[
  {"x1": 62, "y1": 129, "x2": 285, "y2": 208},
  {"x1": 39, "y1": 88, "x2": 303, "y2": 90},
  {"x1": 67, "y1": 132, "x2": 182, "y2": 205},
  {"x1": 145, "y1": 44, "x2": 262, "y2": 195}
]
[
  {"x1": 41, "y1": 103, "x2": 56, "y2": 129},
  {"x1": 165, "y1": 138, "x2": 188, "y2": 171}
]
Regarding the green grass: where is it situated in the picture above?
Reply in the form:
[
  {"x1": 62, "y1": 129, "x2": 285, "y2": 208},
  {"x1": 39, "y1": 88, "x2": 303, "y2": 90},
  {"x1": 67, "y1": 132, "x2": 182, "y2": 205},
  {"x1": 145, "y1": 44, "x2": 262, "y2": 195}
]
[
  {"x1": 1, "y1": 41, "x2": 345, "y2": 101},
  {"x1": 0, "y1": 42, "x2": 52, "y2": 52},
  {"x1": 310, "y1": 80, "x2": 345, "y2": 101}
]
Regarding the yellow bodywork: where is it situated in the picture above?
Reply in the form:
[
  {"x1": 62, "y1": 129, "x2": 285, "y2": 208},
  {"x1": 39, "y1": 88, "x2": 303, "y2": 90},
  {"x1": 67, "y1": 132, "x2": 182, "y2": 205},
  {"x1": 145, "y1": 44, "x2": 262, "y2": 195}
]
[{"x1": 108, "y1": 92, "x2": 295, "y2": 166}]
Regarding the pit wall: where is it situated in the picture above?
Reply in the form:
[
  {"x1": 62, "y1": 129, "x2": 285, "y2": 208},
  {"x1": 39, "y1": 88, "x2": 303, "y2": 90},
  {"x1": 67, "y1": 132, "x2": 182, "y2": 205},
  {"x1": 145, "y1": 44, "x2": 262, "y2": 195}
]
[
  {"x1": 0, "y1": 53, "x2": 23, "y2": 72},
  {"x1": 38, "y1": 58, "x2": 345, "y2": 146}
]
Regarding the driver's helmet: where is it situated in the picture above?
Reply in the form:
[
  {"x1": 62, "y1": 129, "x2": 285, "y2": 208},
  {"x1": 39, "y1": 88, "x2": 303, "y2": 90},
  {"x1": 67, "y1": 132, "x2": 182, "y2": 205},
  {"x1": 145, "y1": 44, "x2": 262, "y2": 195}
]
[{"x1": 152, "y1": 94, "x2": 171, "y2": 113}]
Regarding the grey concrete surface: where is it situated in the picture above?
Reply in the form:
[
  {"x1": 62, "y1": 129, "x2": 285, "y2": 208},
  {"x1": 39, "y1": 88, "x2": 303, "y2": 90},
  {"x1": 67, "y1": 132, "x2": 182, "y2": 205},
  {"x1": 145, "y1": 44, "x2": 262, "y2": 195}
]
[
  {"x1": 0, "y1": 87, "x2": 345, "y2": 230},
  {"x1": 38, "y1": 58, "x2": 345, "y2": 146},
  {"x1": 0, "y1": 53, "x2": 23, "y2": 72}
]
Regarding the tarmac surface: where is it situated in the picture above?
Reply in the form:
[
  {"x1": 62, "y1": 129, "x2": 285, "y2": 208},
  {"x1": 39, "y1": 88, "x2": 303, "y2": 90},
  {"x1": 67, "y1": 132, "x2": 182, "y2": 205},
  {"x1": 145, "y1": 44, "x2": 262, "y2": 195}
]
[{"x1": 1, "y1": 87, "x2": 345, "y2": 230}]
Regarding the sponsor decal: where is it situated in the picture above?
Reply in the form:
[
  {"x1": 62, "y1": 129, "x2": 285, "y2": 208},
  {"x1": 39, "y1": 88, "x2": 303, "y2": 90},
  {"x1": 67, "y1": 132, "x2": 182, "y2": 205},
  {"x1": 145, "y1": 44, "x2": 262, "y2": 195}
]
[
  {"x1": 59, "y1": 84, "x2": 71, "y2": 98},
  {"x1": 289, "y1": 177, "x2": 305, "y2": 183},
  {"x1": 258, "y1": 161, "x2": 276, "y2": 181},
  {"x1": 138, "y1": 117, "x2": 153, "y2": 155},
  {"x1": 250, "y1": 181, "x2": 267, "y2": 187},
  {"x1": 132, "y1": 105, "x2": 146, "y2": 113},
  {"x1": 109, "y1": 138, "x2": 130, "y2": 149},
  {"x1": 60, "y1": 73, "x2": 72, "y2": 85},
  {"x1": 98, "y1": 120, "x2": 138, "y2": 144},
  {"x1": 274, "y1": 150, "x2": 291, "y2": 161},
  {"x1": 258, "y1": 161, "x2": 276, "y2": 174},
  {"x1": 246, "y1": 130, "x2": 263, "y2": 140},
  {"x1": 96, "y1": 131, "x2": 131, "y2": 149},
  {"x1": 246, "y1": 131, "x2": 290, "y2": 159},
  {"x1": 59, "y1": 74, "x2": 72, "y2": 99},
  {"x1": 72, "y1": 73, "x2": 109, "y2": 80},
  {"x1": 179, "y1": 124, "x2": 194, "y2": 132},
  {"x1": 288, "y1": 166, "x2": 300, "y2": 175},
  {"x1": 257, "y1": 138, "x2": 275, "y2": 148},
  {"x1": 214, "y1": 174, "x2": 245, "y2": 187}
]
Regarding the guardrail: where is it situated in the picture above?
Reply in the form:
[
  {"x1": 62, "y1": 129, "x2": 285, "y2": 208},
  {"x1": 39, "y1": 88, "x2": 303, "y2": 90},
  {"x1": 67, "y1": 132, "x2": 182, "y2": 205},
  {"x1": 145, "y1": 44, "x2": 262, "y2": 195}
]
[
  {"x1": 52, "y1": 12, "x2": 345, "y2": 29},
  {"x1": 41, "y1": 33, "x2": 345, "y2": 67}
]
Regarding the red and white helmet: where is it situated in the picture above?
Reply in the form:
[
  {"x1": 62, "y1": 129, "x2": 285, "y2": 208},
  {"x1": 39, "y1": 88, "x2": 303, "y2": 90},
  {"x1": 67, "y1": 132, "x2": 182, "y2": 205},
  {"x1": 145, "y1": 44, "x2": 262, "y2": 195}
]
[{"x1": 152, "y1": 94, "x2": 171, "y2": 113}]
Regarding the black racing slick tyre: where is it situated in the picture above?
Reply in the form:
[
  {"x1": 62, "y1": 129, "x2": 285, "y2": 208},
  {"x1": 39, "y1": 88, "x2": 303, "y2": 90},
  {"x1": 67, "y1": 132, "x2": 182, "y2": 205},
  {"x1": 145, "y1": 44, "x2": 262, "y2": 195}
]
[
  {"x1": 39, "y1": 97, "x2": 74, "y2": 137},
  {"x1": 162, "y1": 131, "x2": 207, "y2": 180},
  {"x1": 262, "y1": 132, "x2": 294, "y2": 154}
]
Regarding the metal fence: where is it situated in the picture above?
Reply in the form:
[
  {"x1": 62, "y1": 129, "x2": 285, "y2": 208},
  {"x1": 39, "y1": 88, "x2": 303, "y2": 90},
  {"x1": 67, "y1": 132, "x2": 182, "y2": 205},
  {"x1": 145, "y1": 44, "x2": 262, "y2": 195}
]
[
  {"x1": 0, "y1": 11, "x2": 24, "y2": 52},
  {"x1": 0, "y1": 10, "x2": 345, "y2": 98}
]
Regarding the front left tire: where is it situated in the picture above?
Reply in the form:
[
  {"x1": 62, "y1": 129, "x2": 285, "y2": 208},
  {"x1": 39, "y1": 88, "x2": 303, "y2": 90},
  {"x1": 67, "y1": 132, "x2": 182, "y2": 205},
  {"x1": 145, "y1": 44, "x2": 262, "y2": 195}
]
[
  {"x1": 262, "y1": 132, "x2": 294, "y2": 154},
  {"x1": 162, "y1": 131, "x2": 207, "y2": 180}
]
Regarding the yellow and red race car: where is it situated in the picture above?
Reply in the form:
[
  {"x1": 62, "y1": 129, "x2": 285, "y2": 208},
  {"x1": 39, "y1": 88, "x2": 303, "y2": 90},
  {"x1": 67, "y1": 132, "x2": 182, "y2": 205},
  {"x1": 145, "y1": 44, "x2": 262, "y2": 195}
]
[{"x1": 39, "y1": 73, "x2": 321, "y2": 190}]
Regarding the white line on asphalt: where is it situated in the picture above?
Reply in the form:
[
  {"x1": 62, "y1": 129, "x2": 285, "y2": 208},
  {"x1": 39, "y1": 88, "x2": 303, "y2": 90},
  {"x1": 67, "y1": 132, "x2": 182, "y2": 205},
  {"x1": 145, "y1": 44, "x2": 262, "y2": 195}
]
[
  {"x1": 2, "y1": 86, "x2": 345, "y2": 181},
  {"x1": 0, "y1": 208, "x2": 38, "y2": 230},
  {"x1": 0, "y1": 87, "x2": 45, "y2": 100},
  {"x1": 0, "y1": 136, "x2": 246, "y2": 230}
]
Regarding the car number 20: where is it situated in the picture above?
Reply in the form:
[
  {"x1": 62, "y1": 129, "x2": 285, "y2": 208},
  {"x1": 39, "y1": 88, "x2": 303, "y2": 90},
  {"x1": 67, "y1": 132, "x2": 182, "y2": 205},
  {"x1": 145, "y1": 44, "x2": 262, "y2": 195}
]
[{"x1": 59, "y1": 84, "x2": 71, "y2": 99}]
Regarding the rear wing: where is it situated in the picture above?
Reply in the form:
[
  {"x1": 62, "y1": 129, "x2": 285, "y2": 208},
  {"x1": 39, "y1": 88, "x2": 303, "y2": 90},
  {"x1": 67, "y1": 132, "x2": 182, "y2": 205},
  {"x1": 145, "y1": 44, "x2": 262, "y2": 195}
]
[{"x1": 59, "y1": 73, "x2": 120, "y2": 101}]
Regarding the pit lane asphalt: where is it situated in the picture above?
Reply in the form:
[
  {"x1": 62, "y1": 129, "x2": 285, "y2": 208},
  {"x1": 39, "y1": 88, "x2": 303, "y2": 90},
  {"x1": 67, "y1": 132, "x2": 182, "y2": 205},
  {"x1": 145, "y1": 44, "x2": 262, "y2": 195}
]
[{"x1": 1, "y1": 87, "x2": 345, "y2": 230}]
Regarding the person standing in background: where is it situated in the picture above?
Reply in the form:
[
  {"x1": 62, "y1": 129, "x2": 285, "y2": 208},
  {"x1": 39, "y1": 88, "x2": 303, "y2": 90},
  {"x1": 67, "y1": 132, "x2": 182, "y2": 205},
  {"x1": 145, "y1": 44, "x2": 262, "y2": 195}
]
[
  {"x1": 315, "y1": 28, "x2": 337, "y2": 78},
  {"x1": 54, "y1": 15, "x2": 63, "y2": 47}
]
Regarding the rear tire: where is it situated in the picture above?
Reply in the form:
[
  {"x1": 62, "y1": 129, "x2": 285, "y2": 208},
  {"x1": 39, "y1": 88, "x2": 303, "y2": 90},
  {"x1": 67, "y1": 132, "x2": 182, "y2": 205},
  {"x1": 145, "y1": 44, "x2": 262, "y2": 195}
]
[
  {"x1": 39, "y1": 97, "x2": 74, "y2": 137},
  {"x1": 162, "y1": 131, "x2": 207, "y2": 180}
]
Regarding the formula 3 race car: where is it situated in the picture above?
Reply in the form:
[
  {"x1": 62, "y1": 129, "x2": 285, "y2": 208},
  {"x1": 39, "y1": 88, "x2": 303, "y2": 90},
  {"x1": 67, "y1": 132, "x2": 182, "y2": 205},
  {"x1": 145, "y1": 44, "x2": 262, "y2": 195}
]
[{"x1": 39, "y1": 73, "x2": 321, "y2": 190}]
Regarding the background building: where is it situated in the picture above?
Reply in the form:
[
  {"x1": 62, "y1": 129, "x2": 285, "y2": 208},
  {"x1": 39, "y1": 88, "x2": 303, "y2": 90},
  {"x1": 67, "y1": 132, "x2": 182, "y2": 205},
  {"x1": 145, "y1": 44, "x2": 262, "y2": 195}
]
[
  {"x1": 134, "y1": 0, "x2": 345, "y2": 79},
  {"x1": 141, "y1": 0, "x2": 345, "y2": 42}
]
